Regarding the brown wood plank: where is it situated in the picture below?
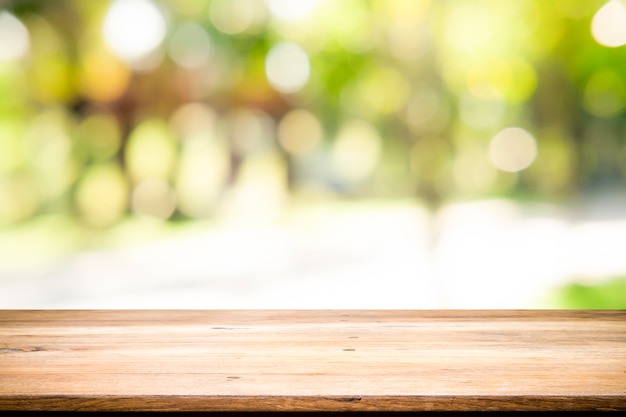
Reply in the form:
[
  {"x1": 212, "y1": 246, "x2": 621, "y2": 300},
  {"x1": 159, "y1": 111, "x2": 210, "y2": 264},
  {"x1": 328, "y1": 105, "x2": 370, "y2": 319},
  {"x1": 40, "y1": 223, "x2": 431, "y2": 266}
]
[{"x1": 0, "y1": 310, "x2": 624, "y2": 411}]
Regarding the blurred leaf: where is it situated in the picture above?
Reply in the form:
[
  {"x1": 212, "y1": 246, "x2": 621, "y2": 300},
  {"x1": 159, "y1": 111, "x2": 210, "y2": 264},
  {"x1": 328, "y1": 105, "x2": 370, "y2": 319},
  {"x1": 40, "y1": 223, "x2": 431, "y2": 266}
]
[{"x1": 548, "y1": 277, "x2": 626, "y2": 309}]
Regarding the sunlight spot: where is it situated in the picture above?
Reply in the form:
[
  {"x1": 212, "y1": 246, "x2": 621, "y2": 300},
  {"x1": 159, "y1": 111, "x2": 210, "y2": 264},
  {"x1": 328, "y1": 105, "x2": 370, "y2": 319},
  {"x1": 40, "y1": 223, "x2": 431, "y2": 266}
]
[
  {"x1": 0, "y1": 11, "x2": 29, "y2": 62},
  {"x1": 591, "y1": 0, "x2": 626, "y2": 47},
  {"x1": 102, "y1": 0, "x2": 167, "y2": 68},
  {"x1": 489, "y1": 127, "x2": 537, "y2": 173},
  {"x1": 265, "y1": 42, "x2": 310, "y2": 94}
]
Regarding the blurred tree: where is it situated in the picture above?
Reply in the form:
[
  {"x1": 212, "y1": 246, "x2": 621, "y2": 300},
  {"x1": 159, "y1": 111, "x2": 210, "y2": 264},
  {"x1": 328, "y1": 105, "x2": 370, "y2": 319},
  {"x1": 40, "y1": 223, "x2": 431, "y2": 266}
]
[{"x1": 0, "y1": 0, "x2": 624, "y2": 230}]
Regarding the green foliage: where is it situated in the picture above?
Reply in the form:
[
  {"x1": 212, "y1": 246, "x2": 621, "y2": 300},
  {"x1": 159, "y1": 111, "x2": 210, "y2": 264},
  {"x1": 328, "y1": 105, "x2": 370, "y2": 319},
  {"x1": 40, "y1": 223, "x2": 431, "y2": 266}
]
[
  {"x1": 1, "y1": 0, "x2": 626, "y2": 226},
  {"x1": 547, "y1": 277, "x2": 626, "y2": 309}
]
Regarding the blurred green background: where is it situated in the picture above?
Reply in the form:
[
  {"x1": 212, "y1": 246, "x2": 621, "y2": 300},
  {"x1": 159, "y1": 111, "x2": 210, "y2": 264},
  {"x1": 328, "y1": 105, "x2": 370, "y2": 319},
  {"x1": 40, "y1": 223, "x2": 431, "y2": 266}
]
[{"x1": 1, "y1": 0, "x2": 626, "y2": 308}]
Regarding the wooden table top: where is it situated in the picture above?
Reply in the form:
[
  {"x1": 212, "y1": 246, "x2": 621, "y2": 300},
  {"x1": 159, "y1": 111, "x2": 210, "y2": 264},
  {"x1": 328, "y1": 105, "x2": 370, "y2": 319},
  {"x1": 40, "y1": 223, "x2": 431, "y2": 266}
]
[{"x1": 0, "y1": 310, "x2": 624, "y2": 412}]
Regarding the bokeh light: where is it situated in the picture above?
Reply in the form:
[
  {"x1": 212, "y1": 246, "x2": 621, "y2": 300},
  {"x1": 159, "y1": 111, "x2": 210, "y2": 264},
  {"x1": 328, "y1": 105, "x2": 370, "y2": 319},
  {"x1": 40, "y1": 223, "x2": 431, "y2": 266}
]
[
  {"x1": 102, "y1": 0, "x2": 167, "y2": 68},
  {"x1": 176, "y1": 135, "x2": 228, "y2": 218},
  {"x1": 131, "y1": 179, "x2": 177, "y2": 220},
  {"x1": 168, "y1": 22, "x2": 213, "y2": 69},
  {"x1": 170, "y1": 103, "x2": 229, "y2": 218},
  {"x1": 331, "y1": 120, "x2": 381, "y2": 186},
  {"x1": 266, "y1": 0, "x2": 319, "y2": 22},
  {"x1": 27, "y1": 16, "x2": 75, "y2": 103},
  {"x1": 22, "y1": 109, "x2": 75, "y2": 201},
  {"x1": 0, "y1": 121, "x2": 24, "y2": 176},
  {"x1": 0, "y1": 174, "x2": 37, "y2": 225},
  {"x1": 0, "y1": 1, "x2": 620, "y2": 228},
  {"x1": 331, "y1": 4, "x2": 378, "y2": 54},
  {"x1": 75, "y1": 163, "x2": 128, "y2": 227},
  {"x1": 583, "y1": 69, "x2": 626, "y2": 118},
  {"x1": 386, "y1": 0, "x2": 430, "y2": 61},
  {"x1": 168, "y1": 0, "x2": 205, "y2": 16},
  {"x1": 489, "y1": 127, "x2": 537, "y2": 173},
  {"x1": 405, "y1": 87, "x2": 449, "y2": 134},
  {"x1": 76, "y1": 110, "x2": 122, "y2": 160},
  {"x1": 459, "y1": 86, "x2": 506, "y2": 129},
  {"x1": 343, "y1": 64, "x2": 411, "y2": 117},
  {"x1": 229, "y1": 108, "x2": 275, "y2": 156},
  {"x1": 169, "y1": 102, "x2": 217, "y2": 140},
  {"x1": 265, "y1": 41, "x2": 310, "y2": 94},
  {"x1": 79, "y1": 48, "x2": 130, "y2": 102},
  {"x1": 0, "y1": 11, "x2": 29, "y2": 62},
  {"x1": 591, "y1": 0, "x2": 626, "y2": 47},
  {"x1": 278, "y1": 109, "x2": 323, "y2": 155},
  {"x1": 125, "y1": 119, "x2": 177, "y2": 184},
  {"x1": 209, "y1": 0, "x2": 266, "y2": 35},
  {"x1": 451, "y1": 139, "x2": 496, "y2": 195},
  {"x1": 444, "y1": 3, "x2": 494, "y2": 54}
]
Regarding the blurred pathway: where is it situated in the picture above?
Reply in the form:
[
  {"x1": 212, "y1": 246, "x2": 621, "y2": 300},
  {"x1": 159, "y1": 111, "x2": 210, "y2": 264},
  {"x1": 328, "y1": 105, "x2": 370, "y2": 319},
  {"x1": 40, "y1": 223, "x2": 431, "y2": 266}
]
[{"x1": 2, "y1": 194, "x2": 626, "y2": 309}]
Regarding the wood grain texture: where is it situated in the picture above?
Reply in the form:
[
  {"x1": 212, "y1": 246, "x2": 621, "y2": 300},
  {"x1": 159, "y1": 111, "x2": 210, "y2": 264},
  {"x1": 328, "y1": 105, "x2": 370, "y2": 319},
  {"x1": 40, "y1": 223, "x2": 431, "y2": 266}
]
[{"x1": 0, "y1": 310, "x2": 624, "y2": 411}]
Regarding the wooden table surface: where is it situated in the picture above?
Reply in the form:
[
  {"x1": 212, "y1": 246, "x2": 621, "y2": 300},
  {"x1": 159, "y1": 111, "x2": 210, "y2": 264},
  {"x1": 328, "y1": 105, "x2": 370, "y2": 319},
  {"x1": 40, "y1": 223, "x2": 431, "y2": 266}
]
[{"x1": 0, "y1": 310, "x2": 625, "y2": 412}]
